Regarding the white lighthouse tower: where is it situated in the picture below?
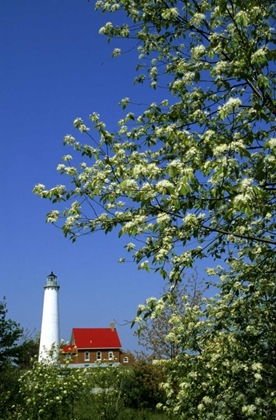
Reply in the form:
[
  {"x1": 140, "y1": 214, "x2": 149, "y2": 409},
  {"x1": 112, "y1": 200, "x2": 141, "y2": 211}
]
[{"x1": 39, "y1": 272, "x2": 60, "y2": 363}]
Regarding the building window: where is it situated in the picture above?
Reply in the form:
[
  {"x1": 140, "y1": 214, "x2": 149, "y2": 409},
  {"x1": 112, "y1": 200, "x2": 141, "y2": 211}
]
[
  {"x1": 123, "y1": 357, "x2": 129, "y2": 363},
  {"x1": 108, "y1": 351, "x2": 113, "y2": 360},
  {"x1": 84, "y1": 351, "x2": 90, "y2": 361},
  {"x1": 96, "y1": 351, "x2": 102, "y2": 361}
]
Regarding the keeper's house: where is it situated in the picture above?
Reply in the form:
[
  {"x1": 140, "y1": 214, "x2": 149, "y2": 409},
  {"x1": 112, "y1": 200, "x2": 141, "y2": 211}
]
[{"x1": 61, "y1": 323, "x2": 132, "y2": 367}]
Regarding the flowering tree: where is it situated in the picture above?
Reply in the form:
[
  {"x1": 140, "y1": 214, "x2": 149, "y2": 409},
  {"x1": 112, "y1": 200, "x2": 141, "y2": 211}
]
[
  {"x1": 16, "y1": 359, "x2": 134, "y2": 420},
  {"x1": 135, "y1": 270, "x2": 205, "y2": 360},
  {"x1": 156, "y1": 255, "x2": 276, "y2": 418},
  {"x1": 33, "y1": 0, "x2": 276, "y2": 417},
  {"x1": 34, "y1": 0, "x2": 276, "y2": 284},
  {"x1": 16, "y1": 360, "x2": 89, "y2": 420}
]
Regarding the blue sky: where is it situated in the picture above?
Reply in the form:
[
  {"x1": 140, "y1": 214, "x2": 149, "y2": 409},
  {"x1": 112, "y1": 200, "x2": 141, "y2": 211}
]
[{"x1": 0, "y1": 0, "x2": 212, "y2": 351}]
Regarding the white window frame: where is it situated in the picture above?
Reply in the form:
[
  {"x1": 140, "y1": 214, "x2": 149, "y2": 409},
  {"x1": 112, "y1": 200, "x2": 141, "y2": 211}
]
[
  {"x1": 108, "y1": 351, "x2": 113, "y2": 360},
  {"x1": 96, "y1": 351, "x2": 102, "y2": 361},
  {"x1": 84, "y1": 351, "x2": 90, "y2": 361},
  {"x1": 123, "y1": 357, "x2": 129, "y2": 363}
]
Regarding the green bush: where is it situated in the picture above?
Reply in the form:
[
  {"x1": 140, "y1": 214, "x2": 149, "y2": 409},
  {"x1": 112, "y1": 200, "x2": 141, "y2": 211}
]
[{"x1": 121, "y1": 360, "x2": 167, "y2": 410}]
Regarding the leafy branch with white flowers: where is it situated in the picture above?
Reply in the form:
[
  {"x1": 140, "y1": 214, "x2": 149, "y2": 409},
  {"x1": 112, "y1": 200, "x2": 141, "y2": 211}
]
[{"x1": 33, "y1": 0, "x2": 276, "y2": 417}]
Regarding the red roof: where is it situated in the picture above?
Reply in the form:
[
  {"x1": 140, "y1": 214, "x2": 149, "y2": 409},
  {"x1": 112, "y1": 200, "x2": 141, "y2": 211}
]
[
  {"x1": 71, "y1": 328, "x2": 122, "y2": 349},
  {"x1": 62, "y1": 345, "x2": 77, "y2": 354}
]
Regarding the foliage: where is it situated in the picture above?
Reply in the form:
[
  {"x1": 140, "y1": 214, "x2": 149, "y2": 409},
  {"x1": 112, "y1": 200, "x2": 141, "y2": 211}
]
[
  {"x1": 119, "y1": 408, "x2": 171, "y2": 420},
  {"x1": 122, "y1": 358, "x2": 167, "y2": 410},
  {"x1": 16, "y1": 331, "x2": 40, "y2": 370},
  {"x1": 33, "y1": 0, "x2": 276, "y2": 418},
  {"x1": 154, "y1": 255, "x2": 276, "y2": 419},
  {"x1": 16, "y1": 359, "x2": 89, "y2": 420},
  {"x1": 34, "y1": 0, "x2": 276, "y2": 283},
  {"x1": 78, "y1": 364, "x2": 128, "y2": 420},
  {"x1": 0, "y1": 297, "x2": 23, "y2": 370},
  {"x1": 0, "y1": 364, "x2": 22, "y2": 420},
  {"x1": 135, "y1": 269, "x2": 204, "y2": 359},
  {"x1": 16, "y1": 358, "x2": 147, "y2": 420},
  {"x1": 0, "y1": 299, "x2": 39, "y2": 419}
]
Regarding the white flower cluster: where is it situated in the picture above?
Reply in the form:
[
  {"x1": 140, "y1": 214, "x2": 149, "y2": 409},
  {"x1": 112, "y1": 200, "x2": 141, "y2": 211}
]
[
  {"x1": 137, "y1": 303, "x2": 147, "y2": 312},
  {"x1": 157, "y1": 213, "x2": 171, "y2": 224},
  {"x1": 63, "y1": 135, "x2": 75, "y2": 145},
  {"x1": 99, "y1": 22, "x2": 113, "y2": 35},
  {"x1": 73, "y1": 118, "x2": 89, "y2": 132},
  {"x1": 191, "y1": 44, "x2": 206, "y2": 59},
  {"x1": 190, "y1": 12, "x2": 206, "y2": 27},
  {"x1": 203, "y1": 129, "x2": 216, "y2": 142},
  {"x1": 183, "y1": 213, "x2": 199, "y2": 227},
  {"x1": 265, "y1": 137, "x2": 276, "y2": 149},
  {"x1": 251, "y1": 362, "x2": 262, "y2": 371},
  {"x1": 149, "y1": 66, "x2": 157, "y2": 78},
  {"x1": 171, "y1": 79, "x2": 185, "y2": 91},
  {"x1": 89, "y1": 112, "x2": 100, "y2": 122},
  {"x1": 154, "y1": 247, "x2": 170, "y2": 264},
  {"x1": 123, "y1": 179, "x2": 138, "y2": 190},
  {"x1": 57, "y1": 164, "x2": 65, "y2": 172},
  {"x1": 125, "y1": 242, "x2": 135, "y2": 251},
  {"x1": 239, "y1": 177, "x2": 253, "y2": 189},
  {"x1": 65, "y1": 215, "x2": 80, "y2": 228},
  {"x1": 211, "y1": 60, "x2": 229, "y2": 76},
  {"x1": 251, "y1": 47, "x2": 267, "y2": 64},
  {"x1": 218, "y1": 97, "x2": 242, "y2": 119},
  {"x1": 46, "y1": 210, "x2": 60, "y2": 223},
  {"x1": 33, "y1": 183, "x2": 46, "y2": 195},
  {"x1": 242, "y1": 404, "x2": 257, "y2": 416},
  {"x1": 123, "y1": 214, "x2": 147, "y2": 232},
  {"x1": 62, "y1": 154, "x2": 73, "y2": 162},
  {"x1": 146, "y1": 297, "x2": 157, "y2": 305},
  {"x1": 112, "y1": 48, "x2": 121, "y2": 57},
  {"x1": 98, "y1": 213, "x2": 109, "y2": 222},
  {"x1": 156, "y1": 179, "x2": 174, "y2": 191}
]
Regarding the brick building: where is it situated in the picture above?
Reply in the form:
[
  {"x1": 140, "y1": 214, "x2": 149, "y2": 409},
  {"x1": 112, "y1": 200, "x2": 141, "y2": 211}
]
[{"x1": 61, "y1": 323, "x2": 132, "y2": 367}]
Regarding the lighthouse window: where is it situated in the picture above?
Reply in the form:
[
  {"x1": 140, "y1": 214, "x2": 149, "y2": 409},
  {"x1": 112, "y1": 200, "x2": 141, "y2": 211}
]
[
  {"x1": 84, "y1": 352, "x2": 90, "y2": 361},
  {"x1": 96, "y1": 351, "x2": 102, "y2": 361}
]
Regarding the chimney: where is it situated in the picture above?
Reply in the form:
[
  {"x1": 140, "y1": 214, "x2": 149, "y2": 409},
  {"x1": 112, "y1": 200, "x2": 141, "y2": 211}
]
[{"x1": 110, "y1": 322, "x2": 115, "y2": 331}]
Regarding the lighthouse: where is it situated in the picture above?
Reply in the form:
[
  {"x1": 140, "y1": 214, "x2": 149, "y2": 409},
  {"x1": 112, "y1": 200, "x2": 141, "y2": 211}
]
[{"x1": 38, "y1": 272, "x2": 60, "y2": 363}]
